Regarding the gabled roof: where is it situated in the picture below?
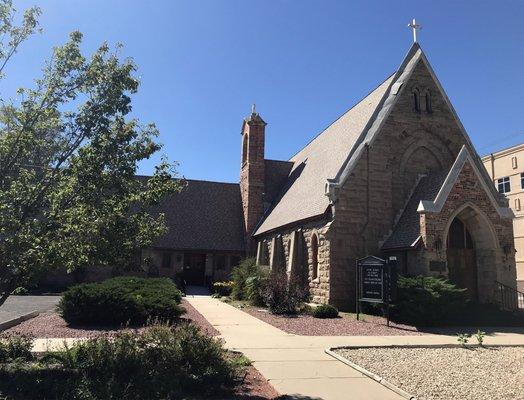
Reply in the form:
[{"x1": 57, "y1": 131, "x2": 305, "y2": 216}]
[
  {"x1": 254, "y1": 74, "x2": 395, "y2": 235},
  {"x1": 255, "y1": 43, "x2": 504, "y2": 236},
  {"x1": 418, "y1": 146, "x2": 513, "y2": 218},
  {"x1": 383, "y1": 146, "x2": 514, "y2": 251},
  {"x1": 148, "y1": 179, "x2": 245, "y2": 252}
]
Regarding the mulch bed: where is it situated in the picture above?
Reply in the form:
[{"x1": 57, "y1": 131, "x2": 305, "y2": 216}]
[
  {"x1": 242, "y1": 306, "x2": 423, "y2": 336},
  {"x1": 3, "y1": 299, "x2": 218, "y2": 338}
]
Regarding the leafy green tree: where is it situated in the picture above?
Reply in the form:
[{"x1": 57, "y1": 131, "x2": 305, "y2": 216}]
[{"x1": 0, "y1": 1, "x2": 182, "y2": 306}]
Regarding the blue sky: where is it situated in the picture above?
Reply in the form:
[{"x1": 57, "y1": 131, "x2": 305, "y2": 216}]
[{"x1": 4, "y1": 0, "x2": 524, "y2": 182}]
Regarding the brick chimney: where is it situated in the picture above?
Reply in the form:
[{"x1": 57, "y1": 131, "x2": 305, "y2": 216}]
[{"x1": 240, "y1": 105, "x2": 266, "y2": 254}]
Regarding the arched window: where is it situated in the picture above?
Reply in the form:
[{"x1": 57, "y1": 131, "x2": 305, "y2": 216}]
[
  {"x1": 241, "y1": 134, "x2": 248, "y2": 164},
  {"x1": 412, "y1": 88, "x2": 421, "y2": 112},
  {"x1": 311, "y1": 234, "x2": 319, "y2": 280},
  {"x1": 425, "y1": 90, "x2": 432, "y2": 113}
]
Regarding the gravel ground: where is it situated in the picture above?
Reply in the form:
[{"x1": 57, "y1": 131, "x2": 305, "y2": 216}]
[
  {"x1": 243, "y1": 307, "x2": 423, "y2": 336},
  {"x1": 335, "y1": 346, "x2": 524, "y2": 400},
  {"x1": 3, "y1": 299, "x2": 217, "y2": 338}
]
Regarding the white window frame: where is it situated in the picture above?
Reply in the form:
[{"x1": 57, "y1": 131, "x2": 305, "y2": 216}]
[{"x1": 497, "y1": 176, "x2": 511, "y2": 194}]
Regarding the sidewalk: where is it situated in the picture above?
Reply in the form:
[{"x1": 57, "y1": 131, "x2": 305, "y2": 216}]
[{"x1": 185, "y1": 295, "x2": 524, "y2": 400}]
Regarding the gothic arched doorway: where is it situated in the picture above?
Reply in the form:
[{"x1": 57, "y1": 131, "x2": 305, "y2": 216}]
[
  {"x1": 447, "y1": 217, "x2": 477, "y2": 300},
  {"x1": 445, "y1": 204, "x2": 499, "y2": 303}
]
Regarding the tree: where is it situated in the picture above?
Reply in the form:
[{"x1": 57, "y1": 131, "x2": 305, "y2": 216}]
[{"x1": 0, "y1": 1, "x2": 182, "y2": 306}]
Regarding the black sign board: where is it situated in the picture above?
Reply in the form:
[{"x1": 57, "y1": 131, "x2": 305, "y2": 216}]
[
  {"x1": 360, "y1": 259, "x2": 384, "y2": 302},
  {"x1": 356, "y1": 255, "x2": 398, "y2": 326}
]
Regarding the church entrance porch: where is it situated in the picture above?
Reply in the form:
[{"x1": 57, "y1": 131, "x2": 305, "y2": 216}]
[
  {"x1": 183, "y1": 253, "x2": 207, "y2": 286},
  {"x1": 446, "y1": 217, "x2": 478, "y2": 301},
  {"x1": 443, "y1": 204, "x2": 499, "y2": 303}
]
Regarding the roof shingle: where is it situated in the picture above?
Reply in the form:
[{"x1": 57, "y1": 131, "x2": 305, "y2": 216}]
[{"x1": 149, "y1": 179, "x2": 245, "y2": 252}]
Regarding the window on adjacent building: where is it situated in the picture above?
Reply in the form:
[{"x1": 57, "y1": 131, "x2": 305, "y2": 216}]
[
  {"x1": 311, "y1": 234, "x2": 319, "y2": 280},
  {"x1": 520, "y1": 173, "x2": 524, "y2": 189},
  {"x1": 497, "y1": 176, "x2": 511, "y2": 194},
  {"x1": 161, "y1": 252, "x2": 172, "y2": 269},
  {"x1": 512, "y1": 156, "x2": 518, "y2": 169}
]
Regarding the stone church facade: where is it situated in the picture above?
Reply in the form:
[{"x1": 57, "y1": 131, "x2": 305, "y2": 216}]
[
  {"x1": 243, "y1": 43, "x2": 517, "y2": 310},
  {"x1": 59, "y1": 43, "x2": 516, "y2": 310}
]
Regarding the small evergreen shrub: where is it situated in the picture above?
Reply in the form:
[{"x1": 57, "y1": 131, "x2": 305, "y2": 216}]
[
  {"x1": 212, "y1": 281, "x2": 234, "y2": 297},
  {"x1": 392, "y1": 275, "x2": 468, "y2": 326},
  {"x1": 231, "y1": 258, "x2": 258, "y2": 300},
  {"x1": 58, "y1": 277, "x2": 184, "y2": 326},
  {"x1": 264, "y1": 272, "x2": 307, "y2": 315},
  {"x1": 0, "y1": 324, "x2": 238, "y2": 399},
  {"x1": 312, "y1": 304, "x2": 339, "y2": 319}
]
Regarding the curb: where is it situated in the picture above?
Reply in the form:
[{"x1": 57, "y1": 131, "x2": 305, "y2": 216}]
[
  {"x1": 325, "y1": 348, "x2": 416, "y2": 400},
  {"x1": 0, "y1": 310, "x2": 40, "y2": 331}
]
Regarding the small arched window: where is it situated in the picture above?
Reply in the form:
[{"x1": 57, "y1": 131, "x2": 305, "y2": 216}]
[
  {"x1": 412, "y1": 88, "x2": 421, "y2": 112},
  {"x1": 241, "y1": 134, "x2": 248, "y2": 165},
  {"x1": 425, "y1": 90, "x2": 432, "y2": 113},
  {"x1": 311, "y1": 234, "x2": 319, "y2": 280}
]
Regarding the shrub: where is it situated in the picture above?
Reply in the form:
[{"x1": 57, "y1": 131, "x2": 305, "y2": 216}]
[
  {"x1": 0, "y1": 324, "x2": 238, "y2": 399},
  {"x1": 264, "y1": 272, "x2": 307, "y2": 315},
  {"x1": 391, "y1": 276, "x2": 468, "y2": 326},
  {"x1": 231, "y1": 258, "x2": 258, "y2": 300},
  {"x1": 245, "y1": 266, "x2": 269, "y2": 306},
  {"x1": 58, "y1": 277, "x2": 184, "y2": 326},
  {"x1": 312, "y1": 304, "x2": 339, "y2": 319},
  {"x1": 212, "y1": 281, "x2": 234, "y2": 297},
  {"x1": 0, "y1": 335, "x2": 34, "y2": 363}
]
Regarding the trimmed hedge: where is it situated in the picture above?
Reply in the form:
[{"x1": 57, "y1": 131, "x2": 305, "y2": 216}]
[
  {"x1": 312, "y1": 304, "x2": 339, "y2": 319},
  {"x1": 391, "y1": 276, "x2": 468, "y2": 326},
  {"x1": 58, "y1": 277, "x2": 184, "y2": 326}
]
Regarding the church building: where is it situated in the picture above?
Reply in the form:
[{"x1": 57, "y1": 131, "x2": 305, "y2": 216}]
[{"x1": 148, "y1": 42, "x2": 517, "y2": 311}]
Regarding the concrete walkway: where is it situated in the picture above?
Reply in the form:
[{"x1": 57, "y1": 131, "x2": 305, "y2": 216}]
[
  {"x1": 185, "y1": 295, "x2": 524, "y2": 400},
  {"x1": 0, "y1": 295, "x2": 60, "y2": 324}
]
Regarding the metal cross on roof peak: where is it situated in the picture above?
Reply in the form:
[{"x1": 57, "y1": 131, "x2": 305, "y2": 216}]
[{"x1": 408, "y1": 18, "x2": 422, "y2": 43}]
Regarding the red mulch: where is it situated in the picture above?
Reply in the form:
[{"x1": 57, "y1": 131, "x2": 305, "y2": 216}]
[
  {"x1": 3, "y1": 311, "x2": 147, "y2": 338},
  {"x1": 243, "y1": 307, "x2": 424, "y2": 336}
]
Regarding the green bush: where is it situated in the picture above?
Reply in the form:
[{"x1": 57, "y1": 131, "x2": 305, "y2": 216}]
[
  {"x1": 264, "y1": 272, "x2": 307, "y2": 315},
  {"x1": 58, "y1": 277, "x2": 184, "y2": 326},
  {"x1": 391, "y1": 276, "x2": 468, "y2": 326},
  {"x1": 0, "y1": 335, "x2": 33, "y2": 363},
  {"x1": 312, "y1": 304, "x2": 339, "y2": 319},
  {"x1": 245, "y1": 267, "x2": 269, "y2": 306},
  {"x1": 212, "y1": 281, "x2": 234, "y2": 297},
  {"x1": 231, "y1": 258, "x2": 258, "y2": 300},
  {"x1": 0, "y1": 324, "x2": 238, "y2": 400}
]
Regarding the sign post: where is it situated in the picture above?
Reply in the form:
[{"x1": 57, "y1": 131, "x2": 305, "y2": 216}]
[{"x1": 356, "y1": 255, "x2": 397, "y2": 326}]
